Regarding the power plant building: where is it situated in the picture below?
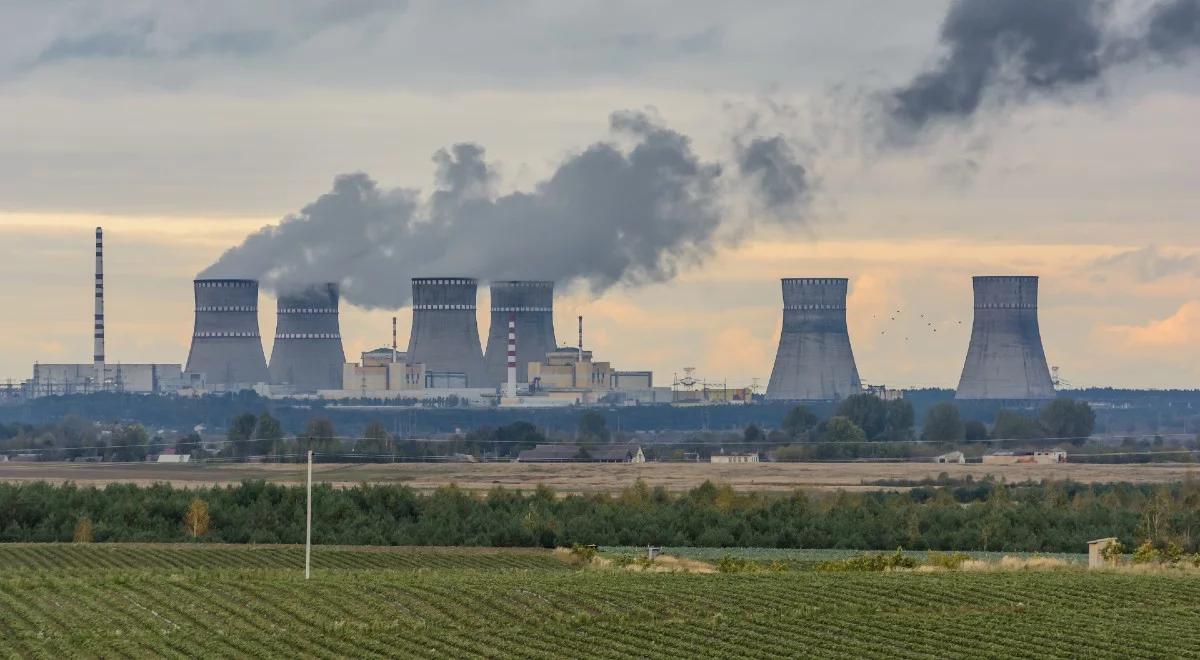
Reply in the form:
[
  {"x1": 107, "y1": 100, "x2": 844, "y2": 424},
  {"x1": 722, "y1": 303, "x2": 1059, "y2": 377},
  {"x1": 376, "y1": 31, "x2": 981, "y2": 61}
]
[
  {"x1": 268, "y1": 283, "x2": 346, "y2": 393},
  {"x1": 955, "y1": 276, "x2": 1056, "y2": 400},
  {"x1": 484, "y1": 281, "x2": 557, "y2": 386},
  {"x1": 405, "y1": 278, "x2": 488, "y2": 387},
  {"x1": 184, "y1": 279, "x2": 269, "y2": 389},
  {"x1": 766, "y1": 278, "x2": 862, "y2": 401}
]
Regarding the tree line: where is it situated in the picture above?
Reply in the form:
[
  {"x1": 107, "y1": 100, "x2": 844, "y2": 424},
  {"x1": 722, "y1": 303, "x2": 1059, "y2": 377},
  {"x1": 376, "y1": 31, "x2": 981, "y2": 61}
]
[{"x1": 1, "y1": 478, "x2": 1197, "y2": 553}]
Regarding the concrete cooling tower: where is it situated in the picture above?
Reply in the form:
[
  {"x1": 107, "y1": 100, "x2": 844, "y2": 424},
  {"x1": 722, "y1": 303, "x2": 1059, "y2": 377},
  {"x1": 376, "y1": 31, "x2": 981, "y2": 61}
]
[
  {"x1": 484, "y1": 281, "x2": 557, "y2": 386},
  {"x1": 185, "y1": 279, "x2": 269, "y2": 387},
  {"x1": 406, "y1": 277, "x2": 487, "y2": 387},
  {"x1": 955, "y1": 276, "x2": 1056, "y2": 400},
  {"x1": 766, "y1": 278, "x2": 862, "y2": 401},
  {"x1": 268, "y1": 283, "x2": 346, "y2": 393}
]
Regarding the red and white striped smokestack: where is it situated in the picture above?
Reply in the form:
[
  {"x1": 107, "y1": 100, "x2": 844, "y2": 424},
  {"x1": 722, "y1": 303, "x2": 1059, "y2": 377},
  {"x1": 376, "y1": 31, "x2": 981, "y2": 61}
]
[
  {"x1": 505, "y1": 313, "x2": 517, "y2": 397},
  {"x1": 93, "y1": 227, "x2": 105, "y2": 391},
  {"x1": 392, "y1": 316, "x2": 398, "y2": 363}
]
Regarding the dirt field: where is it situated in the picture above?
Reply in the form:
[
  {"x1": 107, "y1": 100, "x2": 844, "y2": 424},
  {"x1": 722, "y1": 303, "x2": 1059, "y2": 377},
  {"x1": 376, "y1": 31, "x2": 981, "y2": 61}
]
[{"x1": 0, "y1": 461, "x2": 1197, "y2": 493}]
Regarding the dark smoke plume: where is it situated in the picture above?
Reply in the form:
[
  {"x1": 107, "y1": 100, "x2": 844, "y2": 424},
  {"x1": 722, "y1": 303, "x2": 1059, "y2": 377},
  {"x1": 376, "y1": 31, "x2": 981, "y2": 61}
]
[
  {"x1": 736, "y1": 135, "x2": 812, "y2": 222},
  {"x1": 883, "y1": 0, "x2": 1200, "y2": 140},
  {"x1": 203, "y1": 111, "x2": 803, "y2": 308}
]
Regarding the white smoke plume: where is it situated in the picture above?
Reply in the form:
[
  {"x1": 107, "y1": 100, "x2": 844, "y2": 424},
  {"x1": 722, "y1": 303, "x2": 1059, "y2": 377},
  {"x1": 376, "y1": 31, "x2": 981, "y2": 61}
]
[{"x1": 203, "y1": 110, "x2": 805, "y2": 308}]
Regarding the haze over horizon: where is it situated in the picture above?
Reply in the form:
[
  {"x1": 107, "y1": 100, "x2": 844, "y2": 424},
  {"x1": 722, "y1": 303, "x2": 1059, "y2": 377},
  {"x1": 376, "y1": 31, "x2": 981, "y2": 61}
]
[{"x1": 3, "y1": 0, "x2": 1199, "y2": 390}]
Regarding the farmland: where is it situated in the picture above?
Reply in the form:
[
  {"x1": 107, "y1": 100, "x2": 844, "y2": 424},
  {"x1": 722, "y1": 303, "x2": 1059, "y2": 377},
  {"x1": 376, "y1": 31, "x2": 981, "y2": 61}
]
[
  {"x1": 1, "y1": 544, "x2": 1199, "y2": 658},
  {"x1": 1, "y1": 460, "x2": 1197, "y2": 494}
]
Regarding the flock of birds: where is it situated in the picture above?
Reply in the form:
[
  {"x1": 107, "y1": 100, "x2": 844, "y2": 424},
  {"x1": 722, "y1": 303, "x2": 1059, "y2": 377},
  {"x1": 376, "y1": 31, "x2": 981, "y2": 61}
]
[{"x1": 872, "y1": 309, "x2": 965, "y2": 341}]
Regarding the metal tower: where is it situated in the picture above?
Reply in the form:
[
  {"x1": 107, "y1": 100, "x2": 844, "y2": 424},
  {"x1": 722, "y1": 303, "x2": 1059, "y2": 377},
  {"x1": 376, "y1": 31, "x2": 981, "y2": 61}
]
[
  {"x1": 955, "y1": 276, "x2": 1055, "y2": 400},
  {"x1": 184, "y1": 279, "x2": 269, "y2": 388},
  {"x1": 406, "y1": 277, "x2": 487, "y2": 387},
  {"x1": 483, "y1": 280, "x2": 557, "y2": 386},
  {"x1": 766, "y1": 277, "x2": 862, "y2": 401},
  {"x1": 268, "y1": 283, "x2": 346, "y2": 393}
]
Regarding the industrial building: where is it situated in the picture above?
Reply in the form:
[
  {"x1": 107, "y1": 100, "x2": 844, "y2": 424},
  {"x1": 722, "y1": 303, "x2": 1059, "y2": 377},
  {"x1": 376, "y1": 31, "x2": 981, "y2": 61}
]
[
  {"x1": 338, "y1": 348, "x2": 426, "y2": 395},
  {"x1": 483, "y1": 281, "x2": 557, "y2": 387},
  {"x1": 268, "y1": 283, "x2": 346, "y2": 393},
  {"x1": 184, "y1": 279, "x2": 270, "y2": 389},
  {"x1": 406, "y1": 278, "x2": 488, "y2": 387},
  {"x1": 766, "y1": 278, "x2": 862, "y2": 401},
  {"x1": 24, "y1": 228, "x2": 182, "y2": 398},
  {"x1": 955, "y1": 276, "x2": 1056, "y2": 400},
  {"x1": 982, "y1": 449, "x2": 1067, "y2": 465}
]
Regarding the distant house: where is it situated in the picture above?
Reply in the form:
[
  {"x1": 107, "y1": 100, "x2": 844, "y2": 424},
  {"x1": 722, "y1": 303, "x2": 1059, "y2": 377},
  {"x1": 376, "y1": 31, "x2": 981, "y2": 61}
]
[
  {"x1": 934, "y1": 451, "x2": 965, "y2": 464},
  {"x1": 517, "y1": 444, "x2": 645, "y2": 463},
  {"x1": 711, "y1": 454, "x2": 759, "y2": 464},
  {"x1": 982, "y1": 449, "x2": 1067, "y2": 465}
]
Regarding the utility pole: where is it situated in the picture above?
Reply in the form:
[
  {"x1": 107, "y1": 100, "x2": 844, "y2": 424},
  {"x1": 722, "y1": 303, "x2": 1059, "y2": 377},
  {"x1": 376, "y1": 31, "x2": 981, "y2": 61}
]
[{"x1": 305, "y1": 449, "x2": 313, "y2": 580}]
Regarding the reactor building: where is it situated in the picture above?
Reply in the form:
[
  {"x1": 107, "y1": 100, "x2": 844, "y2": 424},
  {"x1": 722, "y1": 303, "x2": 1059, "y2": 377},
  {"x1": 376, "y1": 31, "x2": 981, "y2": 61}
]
[
  {"x1": 405, "y1": 277, "x2": 488, "y2": 387},
  {"x1": 955, "y1": 275, "x2": 1056, "y2": 400},
  {"x1": 268, "y1": 283, "x2": 345, "y2": 393},
  {"x1": 484, "y1": 280, "x2": 557, "y2": 386},
  {"x1": 766, "y1": 277, "x2": 862, "y2": 401},
  {"x1": 184, "y1": 278, "x2": 269, "y2": 388}
]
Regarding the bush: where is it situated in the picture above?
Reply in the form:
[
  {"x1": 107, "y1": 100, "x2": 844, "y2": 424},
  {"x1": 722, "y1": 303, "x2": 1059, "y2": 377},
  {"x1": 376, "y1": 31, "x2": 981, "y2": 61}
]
[
  {"x1": 926, "y1": 551, "x2": 970, "y2": 570},
  {"x1": 816, "y1": 548, "x2": 917, "y2": 572}
]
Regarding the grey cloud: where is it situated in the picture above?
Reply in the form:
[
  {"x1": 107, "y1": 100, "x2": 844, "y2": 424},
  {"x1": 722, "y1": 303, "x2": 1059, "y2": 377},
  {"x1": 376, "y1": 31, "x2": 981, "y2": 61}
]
[
  {"x1": 203, "y1": 111, "x2": 772, "y2": 309},
  {"x1": 1146, "y1": 0, "x2": 1200, "y2": 59},
  {"x1": 1091, "y1": 246, "x2": 1200, "y2": 282},
  {"x1": 25, "y1": 0, "x2": 403, "y2": 67}
]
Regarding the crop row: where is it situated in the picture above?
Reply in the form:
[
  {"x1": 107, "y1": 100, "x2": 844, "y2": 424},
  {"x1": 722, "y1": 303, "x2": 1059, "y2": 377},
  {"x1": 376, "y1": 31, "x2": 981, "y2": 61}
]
[
  {"x1": 1, "y1": 567, "x2": 1198, "y2": 658},
  {"x1": 0, "y1": 543, "x2": 565, "y2": 573}
]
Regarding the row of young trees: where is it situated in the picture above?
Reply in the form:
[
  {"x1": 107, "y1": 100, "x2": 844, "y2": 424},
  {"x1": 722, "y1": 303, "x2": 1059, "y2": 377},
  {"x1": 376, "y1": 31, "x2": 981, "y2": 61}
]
[{"x1": 1, "y1": 478, "x2": 1196, "y2": 553}]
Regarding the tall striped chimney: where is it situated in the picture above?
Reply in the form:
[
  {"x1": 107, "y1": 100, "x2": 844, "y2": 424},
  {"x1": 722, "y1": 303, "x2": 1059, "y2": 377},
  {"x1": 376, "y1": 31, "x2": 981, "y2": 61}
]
[
  {"x1": 93, "y1": 227, "x2": 105, "y2": 390},
  {"x1": 506, "y1": 313, "x2": 517, "y2": 397}
]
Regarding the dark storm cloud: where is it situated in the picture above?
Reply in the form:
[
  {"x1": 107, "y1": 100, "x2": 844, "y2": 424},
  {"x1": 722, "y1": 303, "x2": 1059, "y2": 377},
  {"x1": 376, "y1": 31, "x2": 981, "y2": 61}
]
[
  {"x1": 202, "y1": 111, "x2": 806, "y2": 309},
  {"x1": 1146, "y1": 0, "x2": 1200, "y2": 59},
  {"x1": 1091, "y1": 246, "x2": 1200, "y2": 282}
]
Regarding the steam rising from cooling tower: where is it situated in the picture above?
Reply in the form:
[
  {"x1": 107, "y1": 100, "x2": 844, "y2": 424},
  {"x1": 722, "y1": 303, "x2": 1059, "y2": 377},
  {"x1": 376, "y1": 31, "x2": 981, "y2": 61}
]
[
  {"x1": 406, "y1": 278, "x2": 487, "y2": 387},
  {"x1": 185, "y1": 279, "x2": 269, "y2": 388},
  {"x1": 484, "y1": 281, "x2": 557, "y2": 387},
  {"x1": 200, "y1": 111, "x2": 811, "y2": 308},
  {"x1": 268, "y1": 283, "x2": 345, "y2": 393},
  {"x1": 955, "y1": 276, "x2": 1056, "y2": 400},
  {"x1": 766, "y1": 278, "x2": 862, "y2": 401}
]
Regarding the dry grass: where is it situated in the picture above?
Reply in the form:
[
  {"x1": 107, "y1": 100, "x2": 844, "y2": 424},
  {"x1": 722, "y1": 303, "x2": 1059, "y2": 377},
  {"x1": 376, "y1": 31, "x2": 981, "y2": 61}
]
[
  {"x1": 552, "y1": 547, "x2": 715, "y2": 573},
  {"x1": 2, "y1": 460, "x2": 1198, "y2": 494}
]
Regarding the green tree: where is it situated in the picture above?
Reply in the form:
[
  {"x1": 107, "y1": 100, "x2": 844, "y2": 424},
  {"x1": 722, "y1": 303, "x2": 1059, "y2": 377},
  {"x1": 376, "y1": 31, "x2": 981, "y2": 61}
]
[
  {"x1": 923, "y1": 402, "x2": 964, "y2": 442},
  {"x1": 992, "y1": 410, "x2": 1041, "y2": 440},
  {"x1": 227, "y1": 413, "x2": 258, "y2": 458},
  {"x1": 252, "y1": 412, "x2": 284, "y2": 456},
  {"x1": 109, "y1": 424, "x2": 150, "y2": 462},
  {"x1": 964, "y1": 420, "x2": 989, "y2": 441},
  {"x1": 1039, "y1": 398, "x2": 1095, "y2": 446},
  {"x1": 495, "y1": 421, "x2": 545, "y2": 458},
  {"x1": 360, "y1": 420, "x2": 392, "y2": 457},
  {"x1": 743, "y1": 424, "x2": 765, "y2": 444},
  {"x1": 297, "y1": 418, "x2": 338, "y2": 461},
  {"x1": 884, "y1": 399, "x2": 915, "y2": 441},
  {"x1": 781, "y1": 405, "x2": 818, "y2": 440},
  {"x1": 577, "y1": 411, "x2": 610, "y2": 443},
  {"x1": 835, "y1": 394, "x2": 888, "y2": 440},
  {"x1": 823, "y1": 416, "x2": 867, "y2": 444}
]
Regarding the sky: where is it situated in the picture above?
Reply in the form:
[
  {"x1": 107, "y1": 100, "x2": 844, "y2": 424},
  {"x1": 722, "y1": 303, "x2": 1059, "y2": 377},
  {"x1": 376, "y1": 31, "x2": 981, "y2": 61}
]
[{"x1": 2, "y1": 0, "x2": 1199, "y2": 390}]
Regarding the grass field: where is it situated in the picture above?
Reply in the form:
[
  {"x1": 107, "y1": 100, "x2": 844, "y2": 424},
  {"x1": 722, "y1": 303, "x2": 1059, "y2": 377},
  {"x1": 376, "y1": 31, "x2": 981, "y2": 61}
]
[
  {"x1": 1, "y1": 544, "x2": 1199, "y2": 658},
  {"x1": 1, "y1": 460, "x2": 1197, "y2": 493}
]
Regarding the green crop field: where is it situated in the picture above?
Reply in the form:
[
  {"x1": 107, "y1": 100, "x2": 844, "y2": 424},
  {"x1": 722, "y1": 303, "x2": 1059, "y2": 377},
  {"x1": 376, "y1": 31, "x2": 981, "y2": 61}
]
[{"x1": 1, "y1": 544, "x2": 1198, "y2": 658}]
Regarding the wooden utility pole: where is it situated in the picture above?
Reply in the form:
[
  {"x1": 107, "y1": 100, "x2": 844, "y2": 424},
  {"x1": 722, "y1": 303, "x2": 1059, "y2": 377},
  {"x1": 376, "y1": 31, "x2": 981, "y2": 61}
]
[{"x1": 305, "y1": 450, "x2": 313, "y2": 580}]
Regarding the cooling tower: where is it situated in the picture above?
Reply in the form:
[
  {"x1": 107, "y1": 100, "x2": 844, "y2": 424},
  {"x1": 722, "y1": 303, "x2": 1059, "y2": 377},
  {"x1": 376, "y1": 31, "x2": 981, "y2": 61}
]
[
  {"x1": 955, "y1": 276, "x2": 1056, "y2": 400},
  {"x1": 406, "y1": 277, "x2": 487, "y2": 387},
  {"x1": 484, "y1": 281, "x2": 557, "y2": 386},
  {"x1": 184, "y1": 279, "x2": 269, "y2": 387},
  {"x1": 766, "y1": 278, "x2": 862, "y2": 401},
  {"x1": 268, "y1": 283, "x2": 346, "y2": 393}
]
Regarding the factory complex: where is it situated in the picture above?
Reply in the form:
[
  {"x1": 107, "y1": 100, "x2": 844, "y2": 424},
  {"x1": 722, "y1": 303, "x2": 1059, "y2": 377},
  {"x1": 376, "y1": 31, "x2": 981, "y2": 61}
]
[{"x1": 20, "y1": 229, "x2": 1061, "y2": 407}]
